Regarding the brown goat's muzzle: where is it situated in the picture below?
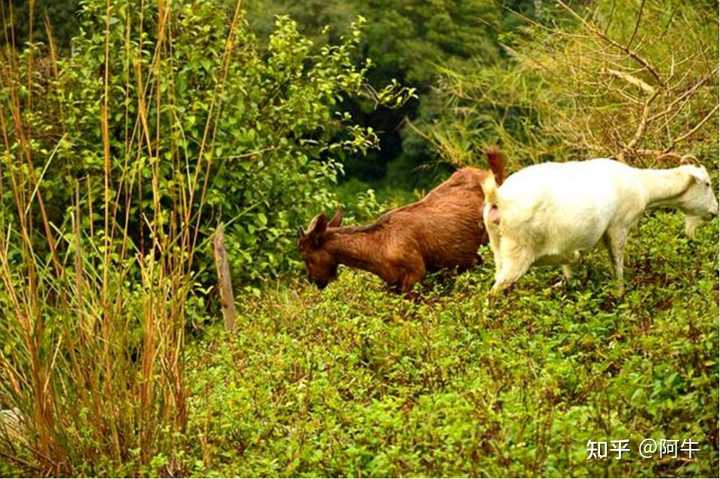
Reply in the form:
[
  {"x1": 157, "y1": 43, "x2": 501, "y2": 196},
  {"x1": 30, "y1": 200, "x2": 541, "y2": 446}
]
[{"x1": 313, "y1": 279, "x2": 329, "y2": 290}]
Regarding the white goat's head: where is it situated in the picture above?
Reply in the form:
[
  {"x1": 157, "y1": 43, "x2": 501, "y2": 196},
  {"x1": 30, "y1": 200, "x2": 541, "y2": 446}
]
[{"x1": 675, "y1": 163, "x2": 718, "y2": 238}]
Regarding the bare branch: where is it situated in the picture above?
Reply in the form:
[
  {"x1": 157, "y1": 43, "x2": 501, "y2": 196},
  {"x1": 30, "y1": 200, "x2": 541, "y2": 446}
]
[
  {"x1": 556, "y1": 0, "x2": 665, "y2": 87},
  {"x1": 604, "y1": 68, "x2": 655, "y2": 94},
  {"x1": 634, "y1": 149, "x2": 680, "y2": 160},
  {"x1": 667, "y1": 52, "x2": 675, "y2": 83},
  {"x1": 649, "y1": 68, "x2": 716, "y2": 123},
  {"x1": 663, "y1": 104, "x2": 719, "y2": 153},
  {"x1": 617, "y1": 89, "x2": 660, "y2": 161},
  {"x1": 609, "y1": 85, "x2": 643, "y2": 105},
  {"x1": 627, "y1": 0, "x2": 646, "y2": 47},
  {"x1": 213, "y1": 224, "x2": 237, "y2": 333}
]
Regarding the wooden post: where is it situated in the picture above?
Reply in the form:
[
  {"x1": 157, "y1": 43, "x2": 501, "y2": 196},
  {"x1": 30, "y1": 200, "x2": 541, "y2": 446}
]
[{"x1": 212, "y1": 224, "x2": 237, "y2": 332}]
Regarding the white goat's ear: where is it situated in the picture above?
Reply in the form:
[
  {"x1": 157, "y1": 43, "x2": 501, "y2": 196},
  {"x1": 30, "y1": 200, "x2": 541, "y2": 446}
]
[
  {"x1": 686, "y1": 166, "x2": 710, "y2": 184},
  {"x1": 328, "y1": 209, "x2": 343, "y2": 228}
]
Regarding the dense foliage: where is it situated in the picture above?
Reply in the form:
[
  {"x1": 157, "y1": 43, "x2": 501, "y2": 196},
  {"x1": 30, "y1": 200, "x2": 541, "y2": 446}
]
[
  {"x1": 187, "y1": 212, "x2": 717, "y2": 477},
  {"x1": 0, "y1": 0, "x2": 717, "y2": 476},
  {"x1": 7, "y1": 0, "x2": 513, "y2": 186},
  {"x1": 0, "y1": 0, "x2": 408, "y2": 473},
  {"x1": 243, "y1": 0, "x2": 512, "y2": 186},
  {"x1": 1, "y1": 0, "x2": 410, "y2": 287},
  {"x1": 1, "y1": 0, "x2": 80, "y2": 49}
]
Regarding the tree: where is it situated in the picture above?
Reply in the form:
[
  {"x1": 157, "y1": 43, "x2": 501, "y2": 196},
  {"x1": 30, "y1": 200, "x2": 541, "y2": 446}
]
[
  {"x1": 2, "y1": 0, "x2": 81, "y2": 49},
  {"x1": 425, "y1": 0, "x2": 718, "y2": 171},
  {"x1": 244, "y1": 0, "x2": 506, "y2": 185}
]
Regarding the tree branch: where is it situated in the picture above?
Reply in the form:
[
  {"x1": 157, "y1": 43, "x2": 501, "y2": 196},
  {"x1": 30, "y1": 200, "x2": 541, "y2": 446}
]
[
  {"x1": 213, "y1": 224, "x2": 238, "y2": 333},
  {"x1": 627, "y1": 0, "x2": 646, "y2": 48},
  {"x1": 663, "y1": 103, "x2": 719, "y2": 153},
  {"x1": 617, "y1": 89, "x2": 659, "y2": 161},
  {"x1": 604, "y1": 68, "x2": 655, "y2": 94},
  {"x1": 649, "y1": 68, "x2": 717, "y2": 123},
  {"x1": 556, "y1": 0, "x2": 665, "y2": 87}
]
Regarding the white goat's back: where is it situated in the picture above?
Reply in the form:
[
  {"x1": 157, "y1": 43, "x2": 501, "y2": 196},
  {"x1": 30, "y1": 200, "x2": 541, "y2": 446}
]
[{"x1": 496, "y1": 159, "x2": 642, "y2": 258}]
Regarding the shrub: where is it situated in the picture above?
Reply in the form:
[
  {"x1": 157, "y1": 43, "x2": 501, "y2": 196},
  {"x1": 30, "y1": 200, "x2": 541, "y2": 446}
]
[{"x1": 0, "y1": 0, "x2": 409, "y2": 474}]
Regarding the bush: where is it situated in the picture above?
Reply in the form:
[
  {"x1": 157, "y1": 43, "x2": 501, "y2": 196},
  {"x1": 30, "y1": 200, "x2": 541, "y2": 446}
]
[
  {"x1": 4, "y1": 0, "x2": 409, "y2": 287},
  {"x1": 0, "y1": 0, "x2": 409, "y2": 474}
]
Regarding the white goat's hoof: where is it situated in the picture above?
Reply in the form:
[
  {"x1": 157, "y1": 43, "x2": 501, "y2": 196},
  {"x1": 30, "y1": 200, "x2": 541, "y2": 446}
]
[{"x1": 486, "y1": 291, "x2": 500, "y2": 309}]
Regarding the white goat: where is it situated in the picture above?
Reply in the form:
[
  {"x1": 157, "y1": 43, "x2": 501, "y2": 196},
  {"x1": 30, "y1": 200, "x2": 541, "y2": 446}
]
[{"x1": 481, "y1": 158, "x2": 718, "y2": 295}]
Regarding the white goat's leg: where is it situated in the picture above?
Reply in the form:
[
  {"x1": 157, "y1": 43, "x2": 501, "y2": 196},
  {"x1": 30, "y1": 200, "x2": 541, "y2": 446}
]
[
  {"x1": 552, "y1": 251, "x2": 580, "y2": 288},
  {"x1": 488, "y1": 228, "x2": 502, "y2": 272},
  {"x1": 491, "y1": 258, "x2": 533, "y2": 294},
  {"x1": 550, "y1": 264, "x2": 573, "y2": 289},
  {"x1": 603, "y1": 228, "x2": 627, "y2": 296}
]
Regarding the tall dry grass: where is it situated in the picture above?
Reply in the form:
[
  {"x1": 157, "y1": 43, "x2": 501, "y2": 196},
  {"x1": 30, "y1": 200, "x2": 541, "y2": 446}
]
[{"x1": 0, "y1": 0, "x2": 244, "y2": 474}]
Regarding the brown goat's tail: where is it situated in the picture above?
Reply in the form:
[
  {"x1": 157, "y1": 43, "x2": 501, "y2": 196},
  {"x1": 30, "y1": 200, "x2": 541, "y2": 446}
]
[
  {"x1": 481, "y1": 173, "x2": 498, "y2": 205},
  {"x1": 486, "y1": 146, "x2": 505, "y2": 185}
]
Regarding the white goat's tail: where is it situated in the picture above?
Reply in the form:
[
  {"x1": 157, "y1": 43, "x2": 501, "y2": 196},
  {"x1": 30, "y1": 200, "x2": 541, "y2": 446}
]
[{"x1": 482, "y1": 172, "x2": 498, "y2": 205}]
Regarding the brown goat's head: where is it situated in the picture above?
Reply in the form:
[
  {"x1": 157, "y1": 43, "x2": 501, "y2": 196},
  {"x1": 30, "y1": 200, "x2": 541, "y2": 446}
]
[{"x1": 297, "y1": 210, "x2": 343, "y2": 289}]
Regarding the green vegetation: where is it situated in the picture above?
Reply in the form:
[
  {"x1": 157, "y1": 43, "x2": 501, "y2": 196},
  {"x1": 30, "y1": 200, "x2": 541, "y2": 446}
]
[
  {"x1": 0, "y1": 0, "x2": 717, "y2": 476},
  {"x1": 181, "y1": 212, "x2": 718, "y2": 477},
  {"x1": 0, "y1": 0, "x2": 407, "y2": 474},
  {"x1": 243, "y1": 0, "x2": 510, "y2": 188}
]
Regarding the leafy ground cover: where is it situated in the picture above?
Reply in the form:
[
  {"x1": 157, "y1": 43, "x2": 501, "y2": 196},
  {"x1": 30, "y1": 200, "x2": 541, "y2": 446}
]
[
  {"x1": 184, "y1": 211, "x2": 718, "y2": 477},
  {"x1": 1, "y1": 1, "x2": 716, "y2": 476}
]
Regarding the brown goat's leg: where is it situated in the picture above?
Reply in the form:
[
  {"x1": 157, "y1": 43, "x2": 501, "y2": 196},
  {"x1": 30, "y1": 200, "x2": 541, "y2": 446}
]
[
  {"x1": 473, "y1": 252, "x2": 483, "y2": 267},
  {"x1": 400, "y1": 267, "x2": 425, "y2": 297},
  {"x1": 400, "y1": 276, "x2": 419, "y2": 296}
]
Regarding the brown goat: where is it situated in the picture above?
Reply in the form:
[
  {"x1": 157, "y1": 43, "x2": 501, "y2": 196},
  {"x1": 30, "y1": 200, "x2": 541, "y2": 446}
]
[{"x1": 298, "y1": 149, "x2": 505, "y2": 294}]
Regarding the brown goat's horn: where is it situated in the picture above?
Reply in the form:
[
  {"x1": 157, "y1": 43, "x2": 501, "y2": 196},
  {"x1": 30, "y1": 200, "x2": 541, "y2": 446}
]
[
  {"x1": 305, "y1": 213, "x2": 325, "y2": 235},
  {"x1": 329, "y1": 208, "x2": 344, "y2": 228}
]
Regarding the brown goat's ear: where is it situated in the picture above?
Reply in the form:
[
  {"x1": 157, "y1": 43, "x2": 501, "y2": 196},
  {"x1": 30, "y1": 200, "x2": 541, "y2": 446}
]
[
  {"x1": 305, "y1": 213, "x2": 328, "y2": 247},
  {"x1": 297, "y1": 226, "x2": 305, "y2": 238},
  {"x1": 328, "y1": 208, "x2": 343, "y2": 228}
]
